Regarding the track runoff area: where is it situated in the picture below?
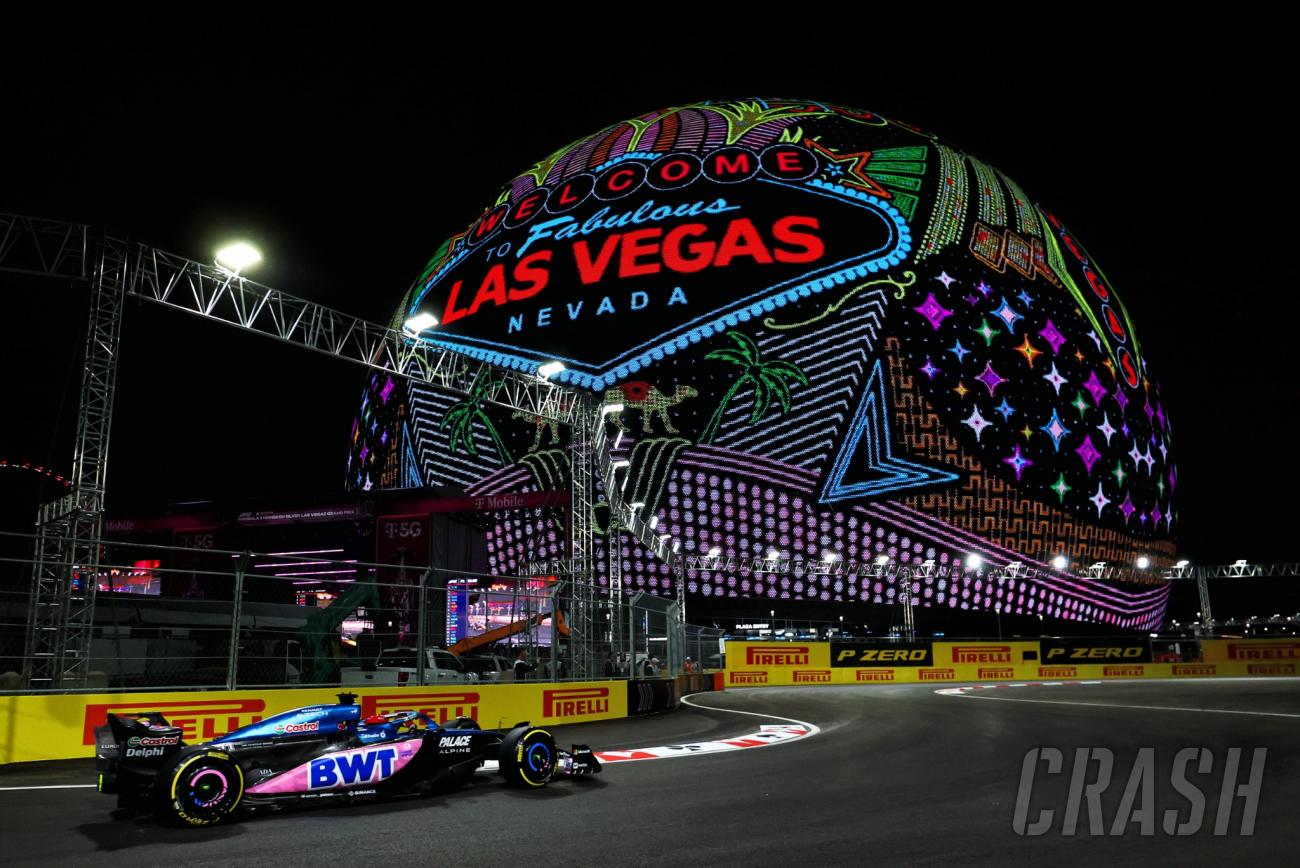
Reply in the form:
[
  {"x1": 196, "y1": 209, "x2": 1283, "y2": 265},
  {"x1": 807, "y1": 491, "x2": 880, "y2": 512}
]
[{"x1": 0, "y1": 678, "x2": 1296, "y2": 866}]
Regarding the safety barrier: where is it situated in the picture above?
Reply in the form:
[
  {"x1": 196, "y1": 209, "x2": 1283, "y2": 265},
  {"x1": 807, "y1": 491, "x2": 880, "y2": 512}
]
[
  {"x1": 722, "y1": 639, "x2": 1300, "y2": 688},
  {"x1": 0, "y1": 680, "x2": 627, "y2": 765}
]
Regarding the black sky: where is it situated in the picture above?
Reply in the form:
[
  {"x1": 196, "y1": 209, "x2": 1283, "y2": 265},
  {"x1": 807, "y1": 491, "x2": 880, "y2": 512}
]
[{"x1": 2, "y1": 10, "x2": 1293, "y2": 566}]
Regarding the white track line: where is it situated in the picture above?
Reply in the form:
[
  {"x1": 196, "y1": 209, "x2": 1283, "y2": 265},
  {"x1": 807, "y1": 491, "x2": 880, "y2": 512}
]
[
  {"x1": 938, "y1": 680, "x2": 1300, "y2": 718},
  {"x1": 952, "y1": 694, "x2": 1300, "y2": 718},
  {"x1": 589, "y1": 692, "x2": 820, "y2": 764},
  {"x1": 680, "y1": 692, "x2": 821, "y2": 731},
  {"x1": 0, "y1": 784, "x2": 96, "y2": 791}
]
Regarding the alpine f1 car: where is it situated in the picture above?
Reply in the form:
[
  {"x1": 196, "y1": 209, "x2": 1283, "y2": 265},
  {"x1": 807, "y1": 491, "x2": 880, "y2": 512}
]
[{"x1": 95, "y1": 692, "x2": 600, "y2": 826}]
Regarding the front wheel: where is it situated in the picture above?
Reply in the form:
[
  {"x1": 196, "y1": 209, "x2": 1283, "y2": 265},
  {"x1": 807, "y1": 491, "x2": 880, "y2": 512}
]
[
  {"x1": 159, "y1": 751, "x2": 244, "y2": 826},
  {"x1": 498, "y1": 727, "x2": 556, "y2": 788}
]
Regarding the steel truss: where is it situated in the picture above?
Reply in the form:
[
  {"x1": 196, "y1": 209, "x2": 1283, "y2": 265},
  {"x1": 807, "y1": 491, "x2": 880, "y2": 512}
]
[
  {"x1": 1, "y1": 212, "x2": 678, "y2": 686},
  {"x1": 20, "y1": 241, "x2": 128, "y2": 687}
]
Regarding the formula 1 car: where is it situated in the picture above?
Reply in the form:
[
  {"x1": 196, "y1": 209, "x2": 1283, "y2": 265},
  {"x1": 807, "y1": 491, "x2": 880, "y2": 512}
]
[{"x1": 95, "y1": 693, "x2": 600, "y2": 826}]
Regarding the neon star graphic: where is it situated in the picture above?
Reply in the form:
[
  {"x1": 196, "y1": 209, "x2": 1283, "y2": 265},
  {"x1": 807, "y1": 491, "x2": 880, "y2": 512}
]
[
  {"x1": 1157, "y1": 476, "x2": 1166, "y2": 497},
  {"x1": 1119, "y1": 493, "x2": 1137, "y2": 524},
  {"x1": 914, "y1": 293, "x2": 953, "y2": 331},
  {"x1": 1096, "y1": 413, "x2": 1117, "y2": 445},
  {"x1": 1150, "y1": 503, "x2": 1164, "y2": 525},
  {"x1": 1089, "y1": 482, "x2": 1111, "y2": 517},
  {"x1": 1002, "y1": 444, "x2": 1033, "y2": 481},
  {"x1": 975, "y1": 280, "x2": 993, "y2": 297},
  {"x1": 948, "y1": 340, "x2": 971, "y2": 362},
  {"x1": 1042, "y1": 363, "x2": 1068, "y2": 394},
  {"x1": 1014, "y1": 335, "x2": 1041, "y2": 367},
  {"x1": 1075, "y1": 435, "x2": 1102, "y2": 474},
  {"x1": 919, "y1": 356, "x2": 940, "y2": 380},
  {"x1": 1082, "y1": 370, "x2": 1108, "y2": 405},
  {"x1": 1071, "y1": 390, "x2": 1090, "y2": 418},
  {"x1": 1128, "y1": 441, "x2": 1144, "y2": 469},
  {"x1": 963, "y1": 407, "x2": 993, "y2": 442},
  {"x1": 1111, "y1": 461, "x2": 1127, "y2": 486},
  {"x1": 1140, "y1": 446, "x2": 1156, "y2": 473},
  {"x1": 1040, "y1": 409, "x2": 1072, "y2": 452},
  {"x1": 1051, "y1": 473, "x2": 1071, "y2": 502},
  {"x1": 991, "y1": 297, "x2": 1023, "y2": 333},
  {"x1": 1038, "y1": 319, "x2": 1067, "y2": 354},
  {"x1": 1158, "y1": 441, "x2": 1168, "y2": 462},
  {"x1": 1020, "y1": 424, "x2": 1034, "y2": 440},
  {"x1": 973, "y1": 318, "x2": 1000, "y2": 346},
  {"x1": 936, "y1": 270, "x2": 956, "y2": 289},
  {"x1": 1113, "y1": 384, "x2": 1130, "y2": 412},
  {"x1": 1016, "y1": 289, "x2": 1034, "y2": 308},
  {"x1": 953, "y1": 381, "x2": 969, "y2": 399},
  {"x1": 1086, "y1": 330, "x2": 1103, "y2": 351},
  {"x1": 994, "y1": 398, "x2": 1015, "y2": 420},
  {"x1": 975, "y1": 361, "x2": 1006, "y2": 396},
  {"x1": 1073, "y1": 349, "x2": 1085, "y2": 363},
  {"x1": 804, "y1": 138, "x2": 892, "y2": 198}
]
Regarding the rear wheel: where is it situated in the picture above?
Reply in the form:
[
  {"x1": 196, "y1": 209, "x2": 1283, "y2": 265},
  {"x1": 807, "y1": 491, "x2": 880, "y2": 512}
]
[
  {"x1": 498, "y1": 727, "x2": 556, "y2": 788},
  {"x1": 159, "y1": 752, "x2": 244, "y2": 826}
]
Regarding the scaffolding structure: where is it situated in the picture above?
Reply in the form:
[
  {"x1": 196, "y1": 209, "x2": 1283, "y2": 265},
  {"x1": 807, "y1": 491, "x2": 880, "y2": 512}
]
[{"x1": 0, "y1": 213, "x2": 678, "y2": 687}]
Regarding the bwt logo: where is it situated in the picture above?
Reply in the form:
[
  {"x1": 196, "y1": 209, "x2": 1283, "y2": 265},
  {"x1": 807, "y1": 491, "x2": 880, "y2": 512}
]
[
  {"x1": 953, "y1": 645, "x2": 1012, "y2": 664},
  {"x1": 1103, "y1": 665, "x2": 1145, "y2": 678},
  {"x1": 979, "y1": 667, "x2": 1015, "y2": 679},
  {"x1": 1247, "y1": 663, "x2": 1296, "y2": 676},
  {"x1": 83, "y1": 698, "x2": 265, "y2": 745},
  {"x1": 1228, "y1": 642, "x2": 1300, "y2": 660},
  {"x1": 361, "y1": 692, "x2": 479, "y2": 724},
  {"x1": 793, "y1": 670, "x2": 831, "y2": 684},
  {"x1": 309, "y1": 746, "x2": 397, "y2": 790},
  {"x1": 856, "y1": 669, "x2": 893, "y2": 682},
  {"x1": 919, "y1": 669, "x2": 955, "y2": 681},
  {"x1": 729, "y1": 671, "x2": 768, "y2": 685},
  {"x1": 746, "y1": 646, "x2": 810, "y2": 666},
  {"x1": 543, "y1": 687, "x2": 610, "y2": 718},
  {"x1": 1039, "y1": 667, "x2": 1076, "y2": 678},
  {"x1": 1173, "y1": 664, "x2": 1216, "y2": 676}
]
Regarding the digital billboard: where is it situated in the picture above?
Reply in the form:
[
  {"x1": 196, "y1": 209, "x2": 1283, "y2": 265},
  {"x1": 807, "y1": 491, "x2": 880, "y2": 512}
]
[{"x1": 348, "y1": 99, "x2": 1175, "y2": 629}]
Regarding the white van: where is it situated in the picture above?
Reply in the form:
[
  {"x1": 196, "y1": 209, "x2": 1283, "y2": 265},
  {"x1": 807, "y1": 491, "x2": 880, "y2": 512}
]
[{"x1": 340, "y1": 647, "x2": 476, "y2": 685}]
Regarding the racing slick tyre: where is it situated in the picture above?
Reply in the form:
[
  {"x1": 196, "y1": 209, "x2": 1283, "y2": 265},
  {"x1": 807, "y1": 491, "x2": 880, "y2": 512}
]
[
  {"x1": 499, "y1": 727, "x2": 557, "y2": 788},
  {"x1": 158, "y1": 751, "x2": 245, "y2": 826}
]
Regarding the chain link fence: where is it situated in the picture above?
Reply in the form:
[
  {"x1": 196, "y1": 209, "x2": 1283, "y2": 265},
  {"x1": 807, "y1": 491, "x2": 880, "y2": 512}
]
[{"x1": 0, "y1": 532, "x2": 690, "y2": 693}]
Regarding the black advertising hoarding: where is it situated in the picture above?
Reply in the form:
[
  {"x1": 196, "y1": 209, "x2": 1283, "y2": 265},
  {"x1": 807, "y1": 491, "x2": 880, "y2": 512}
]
[
  {"x1": 1040, "y1": 637, "x2": 1152, "y2": 664},
  {"x1": 830, "y1": 641, "x2": 933, "y2": 667}
]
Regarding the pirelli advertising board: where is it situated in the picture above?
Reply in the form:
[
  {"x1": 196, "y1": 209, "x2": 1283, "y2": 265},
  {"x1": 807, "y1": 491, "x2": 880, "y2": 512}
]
[
  {"x1": 0, "y1": 680, "x2": 627, "y2": 765},
  {"x1": 724, "y1": 639, "x2": 1300, "y2": 688}
]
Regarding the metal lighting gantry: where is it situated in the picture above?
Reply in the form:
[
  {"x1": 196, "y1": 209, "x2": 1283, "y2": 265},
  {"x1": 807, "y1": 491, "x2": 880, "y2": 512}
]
[{"x1": 0, "y1": 213, "x2": 680, "y2": 687}]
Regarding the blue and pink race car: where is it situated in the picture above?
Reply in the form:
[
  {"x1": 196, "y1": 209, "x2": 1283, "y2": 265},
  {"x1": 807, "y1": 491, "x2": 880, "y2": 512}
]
[{"x1": 94, "y1": 692, "x2": 601, "y2": 826}]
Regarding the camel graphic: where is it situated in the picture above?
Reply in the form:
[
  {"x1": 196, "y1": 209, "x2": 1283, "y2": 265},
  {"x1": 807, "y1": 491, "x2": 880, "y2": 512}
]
[
  {"x1": 511, "y1": 409, "x2": 564, "y2": 452},
  {"x1": 602, "y1": 381, "x2": 698, "y2": 434}
]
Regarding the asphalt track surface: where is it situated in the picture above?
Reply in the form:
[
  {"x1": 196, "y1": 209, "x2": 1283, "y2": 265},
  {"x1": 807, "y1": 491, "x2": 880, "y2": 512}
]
[{"x1": 2, "y1": 678, "x2": 1297, "y2": 866}]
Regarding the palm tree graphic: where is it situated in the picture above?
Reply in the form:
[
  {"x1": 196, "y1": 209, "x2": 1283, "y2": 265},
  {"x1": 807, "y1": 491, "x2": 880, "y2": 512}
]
[
  {"x1": 440, "y1": 377, "x2": 513, "y2": 465},
  {"x1": 700, "y1": 331, "x2": 809, "y2": 445}
]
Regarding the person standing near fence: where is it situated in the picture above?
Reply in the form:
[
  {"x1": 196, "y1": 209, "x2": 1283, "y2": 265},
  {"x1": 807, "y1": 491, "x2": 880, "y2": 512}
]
[{"x1": 514, "y1": 648, "x2": 536, "y2": 681}]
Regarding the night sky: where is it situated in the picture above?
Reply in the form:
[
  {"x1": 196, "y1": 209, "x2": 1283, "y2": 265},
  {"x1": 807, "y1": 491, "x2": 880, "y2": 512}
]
[{"x1": 2, "y1": 11, "x2": 1293, "y2": 576}]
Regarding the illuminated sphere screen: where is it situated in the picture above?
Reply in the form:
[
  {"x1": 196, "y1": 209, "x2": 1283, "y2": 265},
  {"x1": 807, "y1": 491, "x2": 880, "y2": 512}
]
[{"x1": 347, "y1": 99, "x2": 1176, "y2": 629}]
